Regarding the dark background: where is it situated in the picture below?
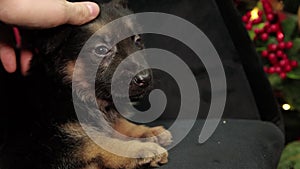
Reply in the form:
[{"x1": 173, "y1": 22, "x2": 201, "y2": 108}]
[{"x1": 127, "y1": 0, "x2": 282, "y2": 125}]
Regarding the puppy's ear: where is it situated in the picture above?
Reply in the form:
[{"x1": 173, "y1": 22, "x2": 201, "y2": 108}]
[
  {"x1": 21, "y1": 27, "x2": 72, "y2": 56},
  {"x1": 112, "y1": 0, "x2": 128, "y2": 9}
]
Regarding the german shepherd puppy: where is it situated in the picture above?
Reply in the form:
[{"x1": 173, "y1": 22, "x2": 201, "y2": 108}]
[{"x1": 0, "y1": 0, "x2": 172, "y2": 168}]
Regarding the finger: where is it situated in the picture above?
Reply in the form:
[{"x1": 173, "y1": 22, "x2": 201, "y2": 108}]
[
  {"x1": 20, "y1": 50, "x2": 32, "y2": 76},
  {"x1": 0, "y1": 44, "x2": 17, "y2": 73},
  {"x1": 65, "y1": 1, "x2": 100, "y2": 25},
  {"x1": 0, "y1": 1, "x2": 100, "y2": 28}
]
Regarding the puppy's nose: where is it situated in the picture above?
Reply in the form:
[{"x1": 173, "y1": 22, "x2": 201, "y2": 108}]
[{"x1": 133, "y1": 70, "x2": 152, "y2": 88}]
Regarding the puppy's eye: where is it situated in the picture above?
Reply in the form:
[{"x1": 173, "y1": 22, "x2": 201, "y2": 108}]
[
  {"x1": 95, "y1": 45, "x2": 110, "y2": 56},
  {"x1": 134, "y1": 35, "x2": 143, "y2": 49}
]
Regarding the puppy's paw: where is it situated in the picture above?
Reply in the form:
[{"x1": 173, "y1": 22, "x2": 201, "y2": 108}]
[
  {"x1": 133, "y1": 142, "x2": 169, "y2": 167},
  {"x1": 103, "y1": 141, "x2": 168, "y2": 169},
  {"x1": 142, "y1": 126, "x2": 173, "y2": 147}
]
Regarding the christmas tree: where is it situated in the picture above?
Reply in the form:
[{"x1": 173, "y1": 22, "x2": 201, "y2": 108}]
[{"x1": 236, "y1": 0, "x2": 300, "y2": 168}]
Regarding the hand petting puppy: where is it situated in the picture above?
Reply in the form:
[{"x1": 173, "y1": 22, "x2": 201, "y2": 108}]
[{"x1": 0, "y1": 0, "x2": 100, "y2": 75}]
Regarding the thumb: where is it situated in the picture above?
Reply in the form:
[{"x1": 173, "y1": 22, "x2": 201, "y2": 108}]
[{"x1": 65, "y1": 1, "x2": 100, "y2": 25}]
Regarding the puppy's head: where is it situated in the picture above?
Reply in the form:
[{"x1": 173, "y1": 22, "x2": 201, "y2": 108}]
[{"x1": 28, "y1": 0, "x2": 152, "y2": 107}]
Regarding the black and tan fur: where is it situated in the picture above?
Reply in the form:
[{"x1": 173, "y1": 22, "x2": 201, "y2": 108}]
[{"x1": 0, "y1": 0, "x2": 172, "y2": 168}]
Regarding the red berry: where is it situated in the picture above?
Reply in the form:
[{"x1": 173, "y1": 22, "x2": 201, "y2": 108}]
[
  {"x1": 245, "y1": 23, "x2": 252, "y2": 30},
  {"x1": 264, "y1": 22, "x2": 270, "y2": 27},
  {"x1": 285, "y1": 65, "x2": 292, "y2": 72},
  {"x1": 246, "y1": 11, "x2": 251, "y2": 17},
  {"x1": 261, "y1": 50, "x2": 269, "y2": 57},
  {"x1": 263, "y1": 66, "x2": 269, "y2": 73},
  {"x1": 268, "y1": 44, "x2": 277, "y2": 51},
  {"x1": 267, "y1": 14, "x2": 274, "y2": 22},
  {"x1": 269, "y1": 54, "x2": 278, "y2": 65},
  {"x1": 254, "y1": 28, "x2": 263, "y2": 34},
  {"x1": 285, "y1": 41, "x2": 293, "y2": 49},
  {"x1": 267, "y1": 27, "x2": 273, "y2": 33},
  {"x1": 261, "y1": 33, "x2": 269, "y2": 41},
  {"x1": 278, "y1": 42, "x2": 286, "y2": 50},
  {"x1": 264, "y1": 5, "x2": 273, "y2": 14},
  {"x1": 270, "y1": 24, "x2": 279, "y2": 32},
  {"x1": 280, "y1": 72, "x2": 287, "y2": 79},
  {"x1": 276, "y1": 32, "x2": 284, "y2": 42},
  {"x1": 242, "y1": 15, "x2": 249, "y2": 23},
  {"x1": 258, "y1": 10, "x2": 263, "y2": 16},
  {"x1": 275, "y1": 66, "x2": 282, "y2": 73},
  {"x1": 291, "y1": 60, "x2": 298, "y2": 68},
  {"x1": 282, "y1": 54, "x2": 288, "y2": 59},
  {"x1": 252, "y1": 18, "x2": 262, "y2": 24},
  {"x1": 263, "y1": 23, "x2": 270, "y2": 31},
  {"x1": 271, "y1": 60, "x2": 278, "y2": 65},
  {"x1": 268, "y1": 67, "x2": 275, "y2": 74},
  {"x1": 269, "y1": 67, "x2": 276, "y2": 74},
  {"x1": 253, "y1": 35, "x2": 258, "y2": 41},
  {"x1": 268, "y1": 53, "x2": 276, "y2": 60},
  {"x1": 276, "y1": 50, "x2": 284, "y2": 57},
  {"x1": 279, "y1": 59, "x2": 288, "y2": 67}
]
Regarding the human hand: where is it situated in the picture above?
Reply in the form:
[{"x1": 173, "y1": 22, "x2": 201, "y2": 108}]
[{"x1": 0, "y1": 0, "x2": 100, "y2": 75}]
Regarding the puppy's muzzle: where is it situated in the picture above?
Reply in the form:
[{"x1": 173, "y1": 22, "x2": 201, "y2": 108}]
[
  {"x1": 132, "y1": 70, "x2": 152, "y2": 88},
  {"x1": 128, "y1": 69, "x2": 152, "y2": 100}
]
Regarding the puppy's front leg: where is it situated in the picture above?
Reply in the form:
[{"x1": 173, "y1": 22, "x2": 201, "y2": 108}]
[
  {"x1": 62, "y1": 123, "x2": 168, "y2": 169},
  {"x1": 113, "y1": 117, "x2": 172, "y2": 147}
]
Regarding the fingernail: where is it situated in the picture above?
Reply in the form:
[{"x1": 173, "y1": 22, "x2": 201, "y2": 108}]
[{"x1": 86, "y1": 3, "x2": 100, "y2": 17}]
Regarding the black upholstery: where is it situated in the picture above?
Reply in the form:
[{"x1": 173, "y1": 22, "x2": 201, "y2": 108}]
[
  {"x1": 155, "y1": 119, "x2": 284, "y2": 169},
  {"x1": 128, "y1": 0, "x2": 285, "y2": 168}
]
